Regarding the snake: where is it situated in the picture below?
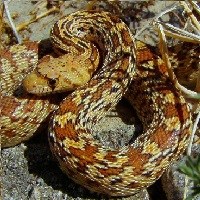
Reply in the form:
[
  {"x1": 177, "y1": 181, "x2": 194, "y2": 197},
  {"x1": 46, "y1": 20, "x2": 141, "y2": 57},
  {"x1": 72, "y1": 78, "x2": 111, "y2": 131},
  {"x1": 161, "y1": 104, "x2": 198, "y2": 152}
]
[
  {"x1": 1, "y1": 11, "x2": 192, "y2": 196},
  {"x1": 0, "y1": 41, "x2": 59, "y2": 147}
]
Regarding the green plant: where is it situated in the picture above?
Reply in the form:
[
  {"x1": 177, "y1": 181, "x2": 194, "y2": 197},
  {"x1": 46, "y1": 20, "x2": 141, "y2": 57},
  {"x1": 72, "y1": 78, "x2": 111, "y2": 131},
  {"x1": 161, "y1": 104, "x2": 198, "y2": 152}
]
[{"x1": 178, "y1": 155, "x2": 200, "y2": 200}]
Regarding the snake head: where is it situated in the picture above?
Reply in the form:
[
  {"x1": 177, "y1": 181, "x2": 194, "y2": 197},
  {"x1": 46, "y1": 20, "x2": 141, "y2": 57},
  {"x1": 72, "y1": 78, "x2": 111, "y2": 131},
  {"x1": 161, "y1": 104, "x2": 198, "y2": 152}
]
[{"x1": 23, "y1": 51, "x2": 99, "y2": 95}]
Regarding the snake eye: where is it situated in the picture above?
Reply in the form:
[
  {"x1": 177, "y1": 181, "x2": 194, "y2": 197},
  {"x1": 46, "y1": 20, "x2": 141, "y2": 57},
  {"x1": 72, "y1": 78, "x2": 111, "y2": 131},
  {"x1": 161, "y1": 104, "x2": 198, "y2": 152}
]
[
  {"x1": 89, "y1": 27, "x2": 94, "y2": 34},
  {"x1": 48, "y1": 79, "x2": 57, "y2": 90},
  {"x1": 77, "y1": 27, "x2": 84, "y2": 32}
]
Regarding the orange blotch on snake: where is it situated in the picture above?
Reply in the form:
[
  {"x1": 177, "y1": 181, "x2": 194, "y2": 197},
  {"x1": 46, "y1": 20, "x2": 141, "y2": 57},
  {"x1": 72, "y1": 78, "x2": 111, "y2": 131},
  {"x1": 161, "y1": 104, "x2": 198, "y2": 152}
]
[
  {"x1": 98, "y1": 167, "x2": 123, "y2": 177},
  {"x1": 136, "y1": 48, "x2": 154, "y2": 63},
  {"x1": 59, "y1": 98, "x2": 79, "y2": 115},
  {"x1": 89, "y1": 81, "x2": 112, "y2": 102},
  {"x1": 126, "y1": 148, "x2": 150, "y2": 175},
  {"x1": 2, "y1": 129, "x2": 17, "y2": 138},
  {"x1": 69, "y1": 145, "x2": 98, "y2": 166},
  {"x1": 0, "y1": 97, "x2": 21, "y2": 118},
  {"x1": 54, "y1": 123, "x2": 78, "y2": 141},
  {"x1": 121, "y1": 28, "x2": 134, "y2": 46},
  {"x1": 157, "y1": 62, "x2": 167, "y2": 75},
  {"x1": 104, "y1": 151, "x2": 118, "y2": 162},
  {"x1": 121, "y1": 55, "x2": 131, "y2": 71},
  {"x1": 0, "y1": 49, "x2": 12, "y2": 62},
  {"x1": 150, "y1": 126, "x2": 176, "y2": 150},
  {"x1": 25, "y1": 41, "x2": 39, "y2": 52},
  {"x1": 163, "y1": 103, "x2": 179, "y2": 119}
]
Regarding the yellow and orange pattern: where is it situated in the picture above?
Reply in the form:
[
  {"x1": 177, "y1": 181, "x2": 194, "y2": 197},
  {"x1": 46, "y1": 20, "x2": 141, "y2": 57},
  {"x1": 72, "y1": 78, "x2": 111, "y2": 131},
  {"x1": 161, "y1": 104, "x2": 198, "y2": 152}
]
[{"x1": 1, "y1": 11, "x2": 192, "y2": 196}]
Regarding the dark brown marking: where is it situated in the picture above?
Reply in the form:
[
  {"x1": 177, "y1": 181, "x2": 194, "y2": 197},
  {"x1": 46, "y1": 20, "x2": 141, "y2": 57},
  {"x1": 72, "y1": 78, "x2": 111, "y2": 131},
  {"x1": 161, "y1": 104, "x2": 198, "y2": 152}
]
[
  {"x1": 175, "y1": 103, "x2": 191, "y2": 125},
  {"x1": 98, "y1": 167, "x2": 123, "y2": 177},
  {"x1": 127, "y1": 182, "x2": 143, "y2": 189},
  {"x1": 121, "y1": 28, "x2": 133, "y2": 47},
  {"x1": 110, "y1": 15, "x2": 121, "y2": 23},
  {"x1": 111, "y1": 32, "x2": 120, "y2": 48}
]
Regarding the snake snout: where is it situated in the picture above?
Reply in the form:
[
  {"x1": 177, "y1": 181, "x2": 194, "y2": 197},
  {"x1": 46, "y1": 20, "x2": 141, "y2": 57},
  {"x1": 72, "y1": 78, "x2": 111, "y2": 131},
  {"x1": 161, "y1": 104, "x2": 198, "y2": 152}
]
[{"x1": 23, "y1": 71, "x2": 52, "y2": 95}]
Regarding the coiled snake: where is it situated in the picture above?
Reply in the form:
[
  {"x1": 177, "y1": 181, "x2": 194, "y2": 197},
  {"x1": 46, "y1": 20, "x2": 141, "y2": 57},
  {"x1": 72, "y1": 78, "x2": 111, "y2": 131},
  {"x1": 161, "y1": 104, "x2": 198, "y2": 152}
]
[{"x1": 1, "y1": 11, "x2": 192, "y2": 196}]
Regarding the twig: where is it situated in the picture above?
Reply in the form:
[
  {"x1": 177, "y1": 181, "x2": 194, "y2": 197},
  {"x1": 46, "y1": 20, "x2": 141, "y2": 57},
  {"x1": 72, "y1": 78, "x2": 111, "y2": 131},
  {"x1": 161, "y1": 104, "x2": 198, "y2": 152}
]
[
  {"x1": 176, "y1": 83, "x2": 200, "y2": 99},
  {"x1": 180, "y1": 1, "x2": 200, "y2": 31},
  {"x1": 187, "y1": 0, "x2": 200, "y2": 16},
  {"x1": 158, "y1": 22, "x2": 200, "y2": 43},
  {"x1": 3, "y1": 0, "x2": 21, "y2": 43},
  {"x1": 135, "y1": 3, "x2": 179, "y2": 39},
  {"x1": 0, "y1": 2, "x2": 4, "y2": 40},
  {"x1": 16, "y1": 6, "x2": 59, "y2": 31},
  {"x1": 157, "y1": 23, "x2": 175, "y2": 82},
  {"x1": 195, "y1": 70, "x2": 200, "y2": 93},
  {"x1": 183, "y1": 176, "x2": 189, "y2": 200},
  {"x1": 187, "y1": 112, "x2": 200, "y2": 156},
  {"x1": 157, "y1": 23, "x2": 200, "y2": 99}
]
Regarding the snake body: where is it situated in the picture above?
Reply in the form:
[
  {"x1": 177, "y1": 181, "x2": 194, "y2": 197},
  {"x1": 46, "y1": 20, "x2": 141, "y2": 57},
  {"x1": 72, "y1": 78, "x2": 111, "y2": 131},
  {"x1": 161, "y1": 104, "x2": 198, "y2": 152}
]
[
  {"x1": 0, "y1": 42, "x2": 58, "y2": 147},
  {"x1": 2, "y1": 11, "x2": 192, "y2": 196}
]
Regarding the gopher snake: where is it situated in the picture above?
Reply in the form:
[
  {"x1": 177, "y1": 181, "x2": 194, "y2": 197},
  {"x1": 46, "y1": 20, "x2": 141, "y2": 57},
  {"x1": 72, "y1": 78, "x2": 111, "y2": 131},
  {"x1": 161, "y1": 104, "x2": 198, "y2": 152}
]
[
  {"x1": 1, "y1": 11, "x2": 192, "y2": 196},
  {"x1": 0, "y1": 42, "x2": 59, "y2": 147}
]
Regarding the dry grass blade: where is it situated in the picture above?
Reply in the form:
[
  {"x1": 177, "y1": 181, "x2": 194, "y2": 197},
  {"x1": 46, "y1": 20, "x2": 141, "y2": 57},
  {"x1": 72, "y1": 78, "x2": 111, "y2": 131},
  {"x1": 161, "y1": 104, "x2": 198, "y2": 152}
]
[
  {"x1": 159, "y1": 22, "x2": 200, "y2": 43},
  {"x1": 157, "y1": 23, "x2": 175, "y2": 82},
  {"x1": 180, "y1": 1, "x2": 200, "y2": 31},
  {"x1": 157, "y1": 23, "x2": 200, "y2": 99},
  {"x1": 188, "y1": 0, "x2": 200, "y2": 16},
  {"x1": 187, "y1": 112, "x2": 200, "y2": 156},
  {"x1": 16, "y1": 6, "x2": 59, "y2": 32},
  {"x1": 195, "y1": 70, "x2": 200, "y2": 93},
  {"x1": 0, "y1": 1, "x2": 4, "y2": 49},
  {"x1": 3, "y1": 0, "x2": 21, "y2": 43},
  {"x1": 134, "y1": 3, "x2": 179, "y2": 39}
]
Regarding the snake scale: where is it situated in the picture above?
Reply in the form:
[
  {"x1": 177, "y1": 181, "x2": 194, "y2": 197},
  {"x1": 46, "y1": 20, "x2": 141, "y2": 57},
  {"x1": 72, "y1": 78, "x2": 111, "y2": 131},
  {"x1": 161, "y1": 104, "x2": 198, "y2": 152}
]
[{"x1": 1, "y1": 11, "x2": 192, "y2": 196}]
